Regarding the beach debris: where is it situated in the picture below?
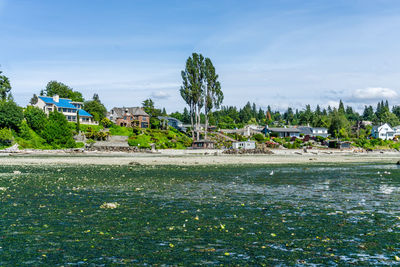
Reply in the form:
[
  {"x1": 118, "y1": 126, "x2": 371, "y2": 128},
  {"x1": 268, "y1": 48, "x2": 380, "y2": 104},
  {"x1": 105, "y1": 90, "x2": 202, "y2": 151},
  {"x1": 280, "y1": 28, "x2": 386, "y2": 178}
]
[
  {"x1": 13, "y1": 170, "x2": 21, "y2": 175},
  {"x1": 0, "y1": 187, "x2": 7, "y2": 191},
  {"x1": 100, "y1": 202, "x2": 120, "y2": 209},
  {"x1": 129, "y1": 161, "x2": 141, "y2": 166},
  {"x1": 269, "y1": 170, "x2": 274, "y2": 176},
  {"x1": 395, "y1": 255, "x2": 400, "y2": 261}
]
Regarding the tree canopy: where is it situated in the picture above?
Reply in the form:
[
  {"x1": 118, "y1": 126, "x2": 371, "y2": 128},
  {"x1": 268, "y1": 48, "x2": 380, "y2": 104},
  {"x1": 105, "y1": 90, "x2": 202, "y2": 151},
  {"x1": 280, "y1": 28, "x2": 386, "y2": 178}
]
[
  {"x1": 0, "y1": 70, "x2": 12, "y2": 101},
  {"x1": 42, "y1": 81, "x2": 84, "y2": 102},
  {"x1": 83, "y1": 94, "x2": 107, "y2": 121}
]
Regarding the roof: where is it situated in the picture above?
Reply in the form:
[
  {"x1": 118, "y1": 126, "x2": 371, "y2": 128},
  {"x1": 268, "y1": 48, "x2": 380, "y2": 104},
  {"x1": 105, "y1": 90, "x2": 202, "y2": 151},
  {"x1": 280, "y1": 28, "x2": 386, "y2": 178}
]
[
  {"x1": 298, "y1": 126, "x2": 313, "y2": 135},
  {"x1": 78, "y1": 109, "x2": 93, "y2": 117},
  {"x1": 38, "y1": 96, "x2": 77, "y2": 109},
  {"x1": 265, "y1": 127, "x2": 301, "y2": 133},
  {"x1": 110, "y1": 107, "x2": 149, "y2": 118},
  {"x1": 193, "y1": 139, "x2": 215, "y2": 143},
  {"x1": 158, "y1": 116, "x2": 182, "y2": 123}
]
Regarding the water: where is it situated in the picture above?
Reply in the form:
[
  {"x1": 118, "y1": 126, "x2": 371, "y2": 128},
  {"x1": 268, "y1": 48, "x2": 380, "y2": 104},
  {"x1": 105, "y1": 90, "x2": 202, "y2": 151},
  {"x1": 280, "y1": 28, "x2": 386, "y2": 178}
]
[{"x1": 0, "y1": 163, "x2": 399, "y2": 265}]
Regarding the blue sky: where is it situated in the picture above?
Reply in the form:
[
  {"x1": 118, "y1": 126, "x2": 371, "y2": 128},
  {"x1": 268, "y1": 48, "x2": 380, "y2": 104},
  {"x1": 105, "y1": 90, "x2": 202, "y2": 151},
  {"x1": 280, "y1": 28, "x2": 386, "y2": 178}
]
[{"x1": 1, "y1": 0, "x2": 400, "y2": 112}]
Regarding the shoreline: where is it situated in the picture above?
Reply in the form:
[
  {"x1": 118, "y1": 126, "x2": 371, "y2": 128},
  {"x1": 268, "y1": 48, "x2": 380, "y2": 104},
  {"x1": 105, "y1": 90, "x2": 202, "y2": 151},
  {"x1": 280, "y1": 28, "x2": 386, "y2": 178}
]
[{"x1": 1, "y1": 149, "x2": 399, "y2": 166}]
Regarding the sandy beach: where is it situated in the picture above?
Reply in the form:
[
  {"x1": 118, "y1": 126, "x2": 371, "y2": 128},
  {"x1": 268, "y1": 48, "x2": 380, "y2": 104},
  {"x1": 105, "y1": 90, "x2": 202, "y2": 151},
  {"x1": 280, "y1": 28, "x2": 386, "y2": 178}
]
[{"x1": 1, "y1": 149, "x2": 399, "y2": 166}]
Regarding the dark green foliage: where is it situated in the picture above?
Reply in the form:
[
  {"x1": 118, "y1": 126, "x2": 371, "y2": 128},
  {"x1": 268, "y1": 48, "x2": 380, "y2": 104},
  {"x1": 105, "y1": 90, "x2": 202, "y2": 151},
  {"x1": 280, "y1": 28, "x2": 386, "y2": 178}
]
[
  {"x1": 0, "y1": 70, "x2": 12, "y2": 100},
  {"x1": 83, "y1": 94, "x2": 107, "y2": 121},
  {"x1": 41, "y1": 110, "x2": 76, "y2": 148},
  {"x1": 253, "y1": 133, "x2": 265, "y2": 142},
  {"x1": 142, "y1": 98, "x2": 162, "y2": 129},
  {"x1": 0, "y1": 100, "x2": 23, "y2": 131},
  {"x1": 43, "y1": 81, "x2": 84, "y2": 102},
  {"x1": 24, "y1": 106, "x2": 47, "y2": 133},
  {"x1": 0, "y1": 127, "x2": 13, "y2": 146}
]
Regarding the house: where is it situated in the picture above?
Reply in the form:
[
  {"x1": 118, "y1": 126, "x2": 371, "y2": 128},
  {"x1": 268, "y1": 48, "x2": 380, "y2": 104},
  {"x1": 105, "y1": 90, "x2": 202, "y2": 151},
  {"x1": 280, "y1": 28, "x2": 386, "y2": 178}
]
[
  {"x1": 261, "y1": 126, "x2": 301, "y2": 138},
  {"x1": 232, "y1": 140, "x2": 256, "y2": 150},
  {"x1": 298, "y1": 126, "x2": 329, "y2": 138},
  {"x1": 107, "y1": 107, "x2": 150, "y2": 128},
  {"x1": 158, "y1": 116, "x2": 186, "y2": 132},
  {"x1": 35, "y1": 95, "x2": 97, "y2": 124},
  {"x1": 371, "y1": 123, "x2": 395, "y2": 140},
  {"x1": 393, "y1": 126, "x2": 400, "y2": 137},
  {"x1": 192, "y1": 139, "x2": 215, "y2": 149}
]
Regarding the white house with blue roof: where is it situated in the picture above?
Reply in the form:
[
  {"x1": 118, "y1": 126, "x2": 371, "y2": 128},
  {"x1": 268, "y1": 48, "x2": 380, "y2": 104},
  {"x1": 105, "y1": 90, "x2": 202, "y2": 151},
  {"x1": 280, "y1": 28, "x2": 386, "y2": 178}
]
[{"x1": 35, "y1": 95, "x2": 97, "y2": 125}]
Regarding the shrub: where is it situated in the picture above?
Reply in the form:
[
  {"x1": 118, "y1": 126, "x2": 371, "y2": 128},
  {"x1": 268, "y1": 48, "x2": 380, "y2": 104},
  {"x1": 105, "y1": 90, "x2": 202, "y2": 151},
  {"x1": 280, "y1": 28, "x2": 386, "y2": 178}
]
[
  {"x1": 253, "y1": 133, "x2": 265, "y2": 142},
  {"x1": 0, "y1": 127, "x2": 13, "y2": 146},
  {"x1": 41, "y1": 110, "x2": 76, "y2": 148},
  {"x1": 0, "y1": 100, "x2": 23, "y2": 131},
  {"x1": 24, "y1": 106, "x2": 47, "y2": 133}
]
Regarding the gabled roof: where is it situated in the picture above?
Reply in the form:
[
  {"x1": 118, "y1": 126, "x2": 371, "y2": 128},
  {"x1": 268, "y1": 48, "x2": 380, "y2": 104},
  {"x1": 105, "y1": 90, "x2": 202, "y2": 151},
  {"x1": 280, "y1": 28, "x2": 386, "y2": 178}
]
[
  {"x1": 158, "y1": 116, "x2": 182, "y2": 123},
  {"x1": 265, "y1": 127, "x2": 301, "y2": 133},
  {"x1": 78, "y1": 109, "x2": 93, "y2": 117},
  {"x1": 110, "y1": 107, "x2": 149, "y2": 118},
  {"x1": 38, "y1": 96, "x2": 77, "y2": 109}
]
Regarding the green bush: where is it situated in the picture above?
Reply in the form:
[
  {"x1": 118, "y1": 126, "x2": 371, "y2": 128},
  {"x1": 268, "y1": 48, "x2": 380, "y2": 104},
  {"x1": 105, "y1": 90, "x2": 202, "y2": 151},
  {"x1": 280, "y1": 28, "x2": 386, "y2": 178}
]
[
  {"x1": 253, "y1": 133, "x2": 265, "y2": 142},
  {"x1": 24, "y1": 106, "x2": 47, "y2": 133},
  {"x1": 0, "y1": 100, "x2": 24, "y2": 131},
  {"x1": 0, "y1": 127, "x2": 13, "y2": 146},
  {"x1": 41, "y1": 111, "x2": 76, "y2": 148}
]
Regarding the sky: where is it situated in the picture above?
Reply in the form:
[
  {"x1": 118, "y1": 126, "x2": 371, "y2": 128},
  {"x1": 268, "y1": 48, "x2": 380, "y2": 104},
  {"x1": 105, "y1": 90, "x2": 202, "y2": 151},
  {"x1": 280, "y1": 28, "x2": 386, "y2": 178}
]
[{"x1": 1, "y1": 0, "x2": 400, "y2": 113}]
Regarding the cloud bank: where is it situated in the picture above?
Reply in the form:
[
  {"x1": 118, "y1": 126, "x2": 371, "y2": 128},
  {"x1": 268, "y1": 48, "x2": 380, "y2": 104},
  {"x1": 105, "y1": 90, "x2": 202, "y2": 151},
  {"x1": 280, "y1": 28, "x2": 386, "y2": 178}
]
[{"x1": 351, "y1": 87, "x2": 398, "y2": 101}]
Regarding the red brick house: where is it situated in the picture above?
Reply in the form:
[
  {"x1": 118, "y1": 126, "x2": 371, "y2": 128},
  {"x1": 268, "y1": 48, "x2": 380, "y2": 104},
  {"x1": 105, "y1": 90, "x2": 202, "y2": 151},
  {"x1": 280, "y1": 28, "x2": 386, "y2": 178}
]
[{"x1": 107, "y1": 107, "x2": 150, "y2": 128}]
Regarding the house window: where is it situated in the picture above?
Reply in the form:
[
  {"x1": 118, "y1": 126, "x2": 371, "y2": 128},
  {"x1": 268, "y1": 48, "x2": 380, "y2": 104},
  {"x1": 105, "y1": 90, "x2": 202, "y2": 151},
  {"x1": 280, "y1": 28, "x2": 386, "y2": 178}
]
[
  {"x1": 141, "y1": 122, "x2": 149, "y2": 128},
  {"x1": 142, "y1": 117, "x2": 147, "y2": 121},
  {"x1": 58, "y1": 108, "x2": 61, "y2": 112}
]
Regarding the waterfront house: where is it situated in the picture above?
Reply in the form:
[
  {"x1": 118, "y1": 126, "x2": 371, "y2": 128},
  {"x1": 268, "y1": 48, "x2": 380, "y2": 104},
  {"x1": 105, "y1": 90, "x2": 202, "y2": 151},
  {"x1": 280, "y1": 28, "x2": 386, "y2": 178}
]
[
  {"x1": 35, "y1": 95, "x2": 97, "y2": 124},
  {"x1": 192, "y1": 139, "x2": 215, "y2": 149},
  {"x1": 158, "y1": 116, "x2": 186, "y2": 132},
  {"x1": 107, "y1": 107, "x2": 150, "y2": 128},
  {"x1": 261, "y1": 125, "x2": 301, "y2": 138},
  {"x1": 392, "y1": 125, "x2": 400, "y2": 137},
  {"x1": 298, "y1": 126, "x2": 329, "y2": 138},
  {"x1": 371, "y1": 123, "x2": 395, "y2": 140},
  {"x1": 232, "y1": 140, "x2": 256, "y2": 150}
]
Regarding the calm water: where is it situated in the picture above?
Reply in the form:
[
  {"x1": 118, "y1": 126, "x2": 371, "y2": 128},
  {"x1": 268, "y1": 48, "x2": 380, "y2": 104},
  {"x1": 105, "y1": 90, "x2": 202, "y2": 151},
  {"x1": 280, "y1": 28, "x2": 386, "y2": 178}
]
[{"x1": 0, "y1": 163, "x2": 399, "y2": 265}]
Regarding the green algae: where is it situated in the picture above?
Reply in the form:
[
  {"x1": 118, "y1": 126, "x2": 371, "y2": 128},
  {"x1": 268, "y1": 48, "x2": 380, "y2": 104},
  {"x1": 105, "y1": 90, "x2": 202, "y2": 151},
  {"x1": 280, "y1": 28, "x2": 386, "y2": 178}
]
[{"x1": 0, "y1": 163, "x2": 399, "y2": 265}]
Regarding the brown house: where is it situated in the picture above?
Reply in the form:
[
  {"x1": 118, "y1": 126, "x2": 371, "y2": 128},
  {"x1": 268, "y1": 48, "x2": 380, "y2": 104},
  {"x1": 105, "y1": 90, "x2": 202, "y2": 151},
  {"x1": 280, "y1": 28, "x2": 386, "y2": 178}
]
[{"x1": 107, "y1": 107, "x2": 150, "y2": 128}]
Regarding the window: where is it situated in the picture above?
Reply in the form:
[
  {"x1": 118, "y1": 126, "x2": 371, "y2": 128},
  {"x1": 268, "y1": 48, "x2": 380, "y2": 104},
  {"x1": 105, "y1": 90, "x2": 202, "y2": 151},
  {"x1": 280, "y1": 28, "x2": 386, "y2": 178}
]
[
  {"x1": 142, "y1": 117, "x2": 147, "y2": 121},
  {"x1": 58, "y1": 108, "x2": 61, "y2": 112}
]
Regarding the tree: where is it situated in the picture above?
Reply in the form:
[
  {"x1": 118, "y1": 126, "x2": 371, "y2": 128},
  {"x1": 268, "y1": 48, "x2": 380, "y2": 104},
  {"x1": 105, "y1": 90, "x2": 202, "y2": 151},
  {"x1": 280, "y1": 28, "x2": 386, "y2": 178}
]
[
  {"x1": 329, "y1": 108, "x2": 350, "y2": 137},
  {"x1": 30, "y1": 94, "x2": 38, "y2": 105},
  {"x1": 83, "y1": 94, "x2": 107, "y2": 121},
  {"x1": 180, "y1": 53, "x2": 206, "y2": 140},
  {"x1": 203, "y1": 57, "x2": 223, "y2": 139},
  {"x1": 142, "y1": 98, "x2": 162, "y2": 129},
  {"x1": 24, "y1": 106, "x2": 47, "y2": 133},
  {"x1": 0, "y1": 100, "x2": 23, "y2": 131},
  {"x1": 0, "y1": 70, "x2": 12, "y2": 101},
  {"x1": 41, "y1": 110, "x2": 75, "y2": 148},
  {"x1": 43, "y1": 81, "x2": 84, "y2": 102}
]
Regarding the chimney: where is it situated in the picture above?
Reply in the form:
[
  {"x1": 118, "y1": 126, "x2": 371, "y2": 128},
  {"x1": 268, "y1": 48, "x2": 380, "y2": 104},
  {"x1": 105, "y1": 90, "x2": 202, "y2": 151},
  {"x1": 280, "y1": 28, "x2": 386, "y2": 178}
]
[{"x1": 53, "y1": 95, "x2": 59, "y2": 102}]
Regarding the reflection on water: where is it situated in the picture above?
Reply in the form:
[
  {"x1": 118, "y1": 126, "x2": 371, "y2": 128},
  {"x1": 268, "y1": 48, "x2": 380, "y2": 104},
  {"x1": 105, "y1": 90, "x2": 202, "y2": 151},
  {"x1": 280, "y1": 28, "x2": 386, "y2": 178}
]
[{"x1": 0, "y1": 163, "x2": 399, "y2": 265}]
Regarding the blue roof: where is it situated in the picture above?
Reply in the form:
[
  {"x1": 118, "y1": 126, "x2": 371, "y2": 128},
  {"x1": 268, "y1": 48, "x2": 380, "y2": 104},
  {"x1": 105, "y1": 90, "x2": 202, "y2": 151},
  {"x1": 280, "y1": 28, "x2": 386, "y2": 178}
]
[
  {"x1": 78, "y1": 109, "x2": 93, "y2": 117},
  {"x1": 39, "y1": 96, "x2": 77, "y2": 109}
]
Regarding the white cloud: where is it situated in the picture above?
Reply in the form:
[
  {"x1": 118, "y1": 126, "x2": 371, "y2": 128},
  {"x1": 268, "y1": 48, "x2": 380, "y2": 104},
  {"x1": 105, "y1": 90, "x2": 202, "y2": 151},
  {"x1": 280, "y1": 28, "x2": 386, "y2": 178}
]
[
  {"x1": 151, "y1": 91, "x2": 171, "y2": 100},
  {"x1": 351, "y1": 87, "x2": 398, "y2": 101}
]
